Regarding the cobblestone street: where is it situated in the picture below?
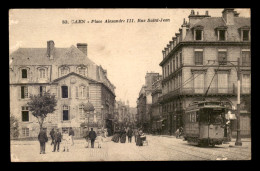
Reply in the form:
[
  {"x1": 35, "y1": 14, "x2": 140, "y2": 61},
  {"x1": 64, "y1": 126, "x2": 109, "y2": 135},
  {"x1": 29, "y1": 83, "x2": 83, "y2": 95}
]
[{"x1": 11, "y1": 135, "x2": 251, "y2": 161}]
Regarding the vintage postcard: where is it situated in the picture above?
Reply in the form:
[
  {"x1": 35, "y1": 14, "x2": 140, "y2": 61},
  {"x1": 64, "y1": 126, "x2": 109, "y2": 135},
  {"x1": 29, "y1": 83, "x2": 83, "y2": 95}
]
[{"x1": 9, "y1": 8, "x2": 251, "y2": 162}]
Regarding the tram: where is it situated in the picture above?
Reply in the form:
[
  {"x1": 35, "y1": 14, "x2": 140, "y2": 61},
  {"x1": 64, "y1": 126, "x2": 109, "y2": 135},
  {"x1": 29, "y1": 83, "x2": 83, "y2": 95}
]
[{"x1": 183, "y1": 101, "x2": 227, "y2": 147}]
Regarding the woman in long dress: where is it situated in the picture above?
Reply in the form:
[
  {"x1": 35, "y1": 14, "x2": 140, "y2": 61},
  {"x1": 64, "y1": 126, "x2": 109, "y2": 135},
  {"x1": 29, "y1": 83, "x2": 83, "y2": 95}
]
[
  {"x1": 112, "y1": 128, "x2": 120, "y2": 143},
  {"x1": 120, "y1": 128, "x2": 127, "y2": 143}
]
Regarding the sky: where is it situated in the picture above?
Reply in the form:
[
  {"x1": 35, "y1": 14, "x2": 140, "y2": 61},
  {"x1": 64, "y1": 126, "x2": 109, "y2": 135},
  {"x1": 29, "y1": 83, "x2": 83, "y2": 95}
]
[{"x1": 9, "y1": 8, "x2": 250, "y2": 107}]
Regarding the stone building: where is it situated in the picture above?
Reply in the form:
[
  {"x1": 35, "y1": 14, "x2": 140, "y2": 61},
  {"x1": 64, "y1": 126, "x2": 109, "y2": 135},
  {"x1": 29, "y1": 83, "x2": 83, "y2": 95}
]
[
  {"x1": 151, "y1": 75, "x2": 163, "y2": 133},
  {"x1": 9, "y1": 41, "x2": 116, "y2": 138},
  {"x1": 137, "y1": 72, "x2": 160, "y2": 132},
  {"x1": 159, "y1": 9, "x2": 251, "y2": 136}
]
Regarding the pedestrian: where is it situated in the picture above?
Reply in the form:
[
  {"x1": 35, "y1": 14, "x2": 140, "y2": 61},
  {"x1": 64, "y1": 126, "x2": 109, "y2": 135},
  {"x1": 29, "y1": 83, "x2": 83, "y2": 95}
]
[
  {"x1": 88, "y1": 128, "x2": 97, "y2": 148},
  {"x1": 112, "y1": 127, "x2": 120, "y2": 143},
  {"x1": 53, "y1": 128, "x2": 62, "y2": 152},
  {"x1": 50, "y1": 128, "x2": 55, "y2": 146},
  {"x1": 62, "y1": 130, "x2": 70, "y2": 152},
  {"x1": 69, "y1": 127, "x2": 75, "y2": 146},
  {"x1": 120, "y1": 127, "x2": 127, "y2": 143},
  {"x1": 127, "y1": 127, "x2": 133, "y2": 143},
  {"x1": 96, "y1": 129, "x2": 103, "y2": 148},
  {"x1": 134, "y1": 128, "x2": 138, "y2": 143},
  {"x1": 175, "y1": 128, "x2": 180, "y2": 138},
  {"x1": 83, "y1": 126, "x2": 90, "y2": 148},
  {"x1": 38, "y1": 127, "x2": 48, "y2": 154},
  {"x1": 136, "y1": 128, "x2": 144, "y2": 146}
]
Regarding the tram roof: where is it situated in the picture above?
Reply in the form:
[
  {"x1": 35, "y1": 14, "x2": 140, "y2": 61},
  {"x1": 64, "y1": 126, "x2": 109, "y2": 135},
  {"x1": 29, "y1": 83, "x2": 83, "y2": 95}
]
[{"x1": 185, "y1": 101, "x2": 226, "y2": 110}]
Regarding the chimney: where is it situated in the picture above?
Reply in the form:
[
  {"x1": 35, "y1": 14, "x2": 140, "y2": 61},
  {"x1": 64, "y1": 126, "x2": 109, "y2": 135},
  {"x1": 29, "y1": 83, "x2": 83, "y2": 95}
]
[
  {"x1": 47, "y1": 40, "x2": 55, "y2": 60},
  {"x1": 77, "y1": 43, "x2": 88, "y2": 56},
  {"x1": 188, "y1": 10, "x2": 211, "y2": 26},
  {"x1": 222, "y1": 8, "x2": 235, "y2": 25},
  {"x1": 162, "y1": 50, "x2": 166, "y2": 58},
  {"x1": 181, "y1": 18, "x2": 188, "y2": 40}
]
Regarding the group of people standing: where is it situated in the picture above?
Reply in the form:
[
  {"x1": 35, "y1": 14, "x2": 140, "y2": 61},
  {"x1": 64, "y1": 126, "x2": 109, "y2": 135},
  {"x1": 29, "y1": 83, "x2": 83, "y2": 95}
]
[
  {"x1": 111, "y1": 127, "x2": 145, "y2": 146},
  {"x1": 82, "y1": 127, "x2": 108, "y2": 148},
  {"x1": 37, "y1": 127, "x2": 75, "y2": 154},
  {"x1": 111, "y1": 127, "x2": 133, "y2": 143}
]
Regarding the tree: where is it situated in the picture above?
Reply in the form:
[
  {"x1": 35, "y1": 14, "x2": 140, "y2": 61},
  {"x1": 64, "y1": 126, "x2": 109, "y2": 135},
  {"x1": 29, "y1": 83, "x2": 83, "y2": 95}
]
[
  {"x1": 10, "y1": 114, "x2": 19, "y2": 139},
  {"x1": 27, "y1": 92, "x2": 57, "y2": 129}
]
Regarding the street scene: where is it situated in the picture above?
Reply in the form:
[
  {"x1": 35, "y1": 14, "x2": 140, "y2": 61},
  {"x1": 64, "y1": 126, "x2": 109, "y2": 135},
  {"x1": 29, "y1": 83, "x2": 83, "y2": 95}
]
[{"x1": 9, "y1": 8, "x2": 251, "y2": 161}]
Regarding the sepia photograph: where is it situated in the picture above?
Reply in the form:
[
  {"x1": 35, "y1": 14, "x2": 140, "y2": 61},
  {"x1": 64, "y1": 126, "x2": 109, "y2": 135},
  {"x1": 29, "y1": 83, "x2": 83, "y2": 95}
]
[{"x1": 9, "y1": 8, "x2": 251, "y2": 162}]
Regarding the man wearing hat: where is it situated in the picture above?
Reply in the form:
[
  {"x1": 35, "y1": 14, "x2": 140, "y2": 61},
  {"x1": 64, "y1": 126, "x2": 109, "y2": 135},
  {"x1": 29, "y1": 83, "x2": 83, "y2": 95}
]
[
  {"x1": 38, "y1": 127, "x2": 48, "y2": 154},
  {"x1": 53, "y1": 128, "x2": 62, "y2": 152}
]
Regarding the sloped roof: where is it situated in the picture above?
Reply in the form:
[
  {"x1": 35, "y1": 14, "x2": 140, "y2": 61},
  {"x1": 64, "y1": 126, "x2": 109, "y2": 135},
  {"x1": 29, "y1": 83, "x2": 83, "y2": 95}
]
[
  {"x1": 10, "y1": 45, "x2": 95, "y2": 66},
  {"x1": 52, "y1": 72, "x2": 100, "y2": 84},
  {"x1": 183, "y1": 17, "x2": 250, "y2": 42}
]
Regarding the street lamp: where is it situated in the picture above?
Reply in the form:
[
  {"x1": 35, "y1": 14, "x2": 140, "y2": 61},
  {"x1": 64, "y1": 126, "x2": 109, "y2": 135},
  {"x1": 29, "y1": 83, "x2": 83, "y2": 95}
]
[{"x1": 83, "y1": 101, "x2": 95, "y2": 131}]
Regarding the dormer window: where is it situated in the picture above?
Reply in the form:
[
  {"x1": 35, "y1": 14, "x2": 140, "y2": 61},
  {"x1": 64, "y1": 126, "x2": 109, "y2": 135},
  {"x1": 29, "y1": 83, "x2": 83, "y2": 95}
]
[
  {"x1": 77, "y1": 65, "x2": 87, "y2": 76},
  {"x1": 59, "y1": 66, "x2": 70, "y2": 77},
  {"x1": 239, "y1": 26, "x2": 250, "y2": 41},
  {"x1": 218, "y1": 30, "x2": 226, "y2": 41},
  {"x1": 195, "y1": 30, "x2": 202, "y2": 40},
  {"x1": 242, "y1": 30, "x2": 250, "y2": 41}
]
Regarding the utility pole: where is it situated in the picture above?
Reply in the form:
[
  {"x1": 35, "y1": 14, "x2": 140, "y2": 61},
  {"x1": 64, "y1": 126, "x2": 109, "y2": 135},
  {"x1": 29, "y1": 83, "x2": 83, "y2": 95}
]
[{"x1": 235, "y1": 58, "x2": 242, "y2": 146}]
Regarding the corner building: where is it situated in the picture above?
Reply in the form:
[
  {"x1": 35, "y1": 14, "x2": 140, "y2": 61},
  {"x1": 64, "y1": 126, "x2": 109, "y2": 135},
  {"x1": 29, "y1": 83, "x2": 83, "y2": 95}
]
[
  {"x1": 10, "y1": 41, "x2": 116, "y2": 138},
  {"x1": 159, "y1": 9, "x2": 251, "y2": 137}
]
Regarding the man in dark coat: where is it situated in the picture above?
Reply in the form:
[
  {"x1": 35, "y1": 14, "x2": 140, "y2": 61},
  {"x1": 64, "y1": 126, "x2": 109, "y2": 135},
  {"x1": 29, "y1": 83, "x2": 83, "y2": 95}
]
[
  {"x1": 38, "y1": 128, "x2": 48, "y2": 154},
  {"x1": 50, "y1": 128, "x2": 55, "y2": 145},
  {"x1": 127, "y1": 128, "x2": 133, "y2": 143},
  {"x1": 88, "y1": 128, "x2": 97, "y2": 148},
  {"x1": 53, "y1": 128, "x2": 62, "y2": 152}
]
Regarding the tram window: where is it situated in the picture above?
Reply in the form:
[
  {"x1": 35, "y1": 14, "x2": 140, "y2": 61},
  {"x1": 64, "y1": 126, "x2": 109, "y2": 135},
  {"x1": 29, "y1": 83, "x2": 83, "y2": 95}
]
[{"x1": 199, "y1": 110, "x2": 209, "y2": 123}]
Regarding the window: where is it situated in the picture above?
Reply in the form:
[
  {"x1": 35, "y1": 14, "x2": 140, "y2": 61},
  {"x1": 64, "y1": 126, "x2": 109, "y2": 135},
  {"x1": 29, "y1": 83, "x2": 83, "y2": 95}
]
[
  {"x1": 78, "y1": 68, "x2": 86, "y2": 76},
  {"x1": 22, "y1": 69, "x2": 27, "y2": 78},
  {"x1": 167, "y1": 65, "x2": 169, "y2": 76},
  {"x1": 21, "y1": 86, "x2": 28, "y2": 99},
  {"x1": 21, "y1": 106, "x2": 29, "y2": 122},
  {"x1": 218, "y1": 30, "x2": 226, "y2": 41},
  {"x1": 173, "y1": 59, "x2": 175, "y2": 72},
  {"x1": 176, "y1": 54, "x2": 179, "y2": 69},
  {"x1": 63, "y1": 105, "x2": 69, "y2": 121},
  {"x1": 242, "y1": 51, "x2": 251, "y2": 66},
  {"x1": 218, "y1": 51, "x2": 227, "y2": 65},
  {"x1": 242, "y1": 30, "x2": 249, "y2": 41},
  {"x1": 61, "y1": 67, "x2": 69, "y2": 76},
  {"x1": 218, "y1": 73, "x2": 228, "y2": 93},
  {"x1": 40, "y1": 86, "x2": 46, "y2": 96},
  {"x1": 39, "y1": 69, "x2": 46, "y2": 79},
  {"x1": 170, "y1": 61, "x2": 172, "y2": 73},
  {"x1": 79, "y1": 86, "x2": 85, "y2": 98},
  {"x1": 79, "y1": 104, "x2": 85, "y2": 120},
  {"x1": 179, "y1": 52, "x2": 182, "y2": 67},
  {"x1": 194, "y1": 73, "x2": 204, "y2": 93},
  {"x1": 22, "y1": 128, "x2": 29, "y2": 137},
  {"x1": 242, "y1": 74, "x2": 251, "y2": 94},
  {"x1": 195, "y1": 30, "x2": 203, "y2": 40},
  {"x1": 195, "y1": 51, "x2": 203, "y2": 65},
  {"x1": 61, "y1": 86, "x2": 68, "y2": 98}
]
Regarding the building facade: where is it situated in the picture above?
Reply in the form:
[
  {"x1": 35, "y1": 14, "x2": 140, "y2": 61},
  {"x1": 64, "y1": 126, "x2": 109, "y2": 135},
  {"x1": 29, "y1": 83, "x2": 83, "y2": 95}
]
[
  {"x1": 10, "y1": 41, "x2": 116, "y2": 138},
  {"x1": 159, "y1": 9, "x2": 251, "y2": 137},
  {"x1": 151, "y1": 75, "x2": 163, "y2": 133},
  {"x1": 137, "y1": 73, "x2": 160, "y2": 132}
]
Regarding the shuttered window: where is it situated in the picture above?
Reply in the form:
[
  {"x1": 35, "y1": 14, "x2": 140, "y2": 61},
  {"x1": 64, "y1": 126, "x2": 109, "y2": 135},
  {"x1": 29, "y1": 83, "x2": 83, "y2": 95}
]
[
  {"x1": 242, "y1": 74, "x2": 250, "y2": 94},
  {"x1": 195, "y1": 51, "x2": 203, "y2": 65},
  {"x1": 21, "y1": 86, "x2": 28, "y2": 99},
  {"x1": 218, "y1": 73, "x2": 228, "y2": 93},
  {"x1": 242, "y1": 51, "x2": 251, "y2": 66},
  {"x1": 79, "y1": 105, "x2": 85, "y2": 120},
  {"x1": 194, "y1": 73, "x2": 204, "y2": 93}
]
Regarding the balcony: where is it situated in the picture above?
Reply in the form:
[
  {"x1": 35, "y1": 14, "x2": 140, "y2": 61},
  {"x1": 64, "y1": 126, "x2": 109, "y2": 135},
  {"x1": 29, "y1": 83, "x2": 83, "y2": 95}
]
[{"x1": 159, "y1": 86, "x2": 251, "y2": 103}]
